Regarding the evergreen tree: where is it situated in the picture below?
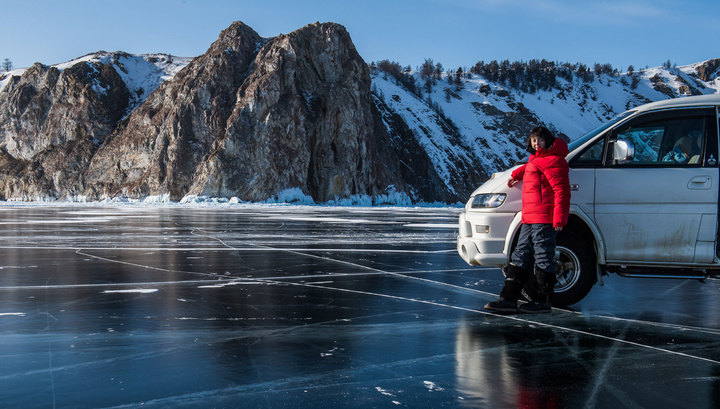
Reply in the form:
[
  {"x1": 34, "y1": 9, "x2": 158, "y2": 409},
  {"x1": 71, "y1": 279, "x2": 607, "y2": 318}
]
[
  {"x1": 2, "y1": 58, "x2": 12, "y2": 72},
  {"x1": 487, "y1": 60, "x2": 499, "y2": 82},
  {"x1": 375, "y1": 60, "x2": 419, "y2": 97},
  {"x1": 420, "y1": 58, "x2": 435, "y2": 80},
  {"x1": 434, "y1": 62, "x2": 443, "y2": 80}
]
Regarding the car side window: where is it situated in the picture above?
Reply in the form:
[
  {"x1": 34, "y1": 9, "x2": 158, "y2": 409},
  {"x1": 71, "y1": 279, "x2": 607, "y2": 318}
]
[
  {"x1": 613, "y1": 116, "x2": 706, "y2": 166},
  {"x1": 573, "y1": 136, "x2": 605, "y2": 166}
]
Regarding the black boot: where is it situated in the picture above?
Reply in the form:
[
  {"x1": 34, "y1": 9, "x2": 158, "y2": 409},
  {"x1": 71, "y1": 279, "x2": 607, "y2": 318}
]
[
  {"x1": 485, "y1": 265, "x2": 530, "y2": 313},
  {"x1": 484, "y1": 298, "x2": 518, "y2": 313},
  {"x1": 519, "y1": 266, "x2": 555, "y2": 313},
  {"x1": 522, "y1": 277, "x2": 542, "y2": 302},
  {"x1": 518, "y1": 298, "x2": 552, "y2": 313}
]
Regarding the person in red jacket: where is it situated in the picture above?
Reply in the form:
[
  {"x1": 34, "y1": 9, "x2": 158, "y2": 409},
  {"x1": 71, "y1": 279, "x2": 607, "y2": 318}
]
[{"x1": 485, "y1": 126, "x2": 570, "y2": 313}]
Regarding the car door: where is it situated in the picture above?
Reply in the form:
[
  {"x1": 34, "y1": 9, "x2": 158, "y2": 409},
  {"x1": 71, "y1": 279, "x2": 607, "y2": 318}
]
[
  {"x1": 568, "y1": 126, "x2": 609, "y2": 218},
  {"x1": 594, "y1": 108, "x2": 719, "y2": 264}
]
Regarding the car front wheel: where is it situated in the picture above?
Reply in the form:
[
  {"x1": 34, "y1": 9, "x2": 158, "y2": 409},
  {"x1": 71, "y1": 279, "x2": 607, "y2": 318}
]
[{"x1": 551, "y1": 232, "x2": 597, "y2": 306}]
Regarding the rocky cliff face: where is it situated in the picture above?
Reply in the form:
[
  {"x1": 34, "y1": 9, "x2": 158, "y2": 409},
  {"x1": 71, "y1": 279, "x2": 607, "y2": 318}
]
[
  {"x1": 189, "y1": 22, "x2": 399, "y2": 202},
  {"x1": 1, "y1": 21, "x2": 457, "y2": 203},
  {"x1": 83, "y1": 21, "x2": 451, "y2": 202},
  {"x1": 693, "y1": 59, "x2": 720, "y2": 82},
  {"x1": 84, "y1": 22, "x2": 265, "y2": 200},
  {"x1": 0, "y1": 58, "x2": 131, "y2": 199}
]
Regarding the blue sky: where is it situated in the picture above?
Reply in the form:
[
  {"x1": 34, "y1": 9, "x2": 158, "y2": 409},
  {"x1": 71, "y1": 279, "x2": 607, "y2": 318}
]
[{"x1": 1, "y1": 0, "x2": 718, "y2": 71}]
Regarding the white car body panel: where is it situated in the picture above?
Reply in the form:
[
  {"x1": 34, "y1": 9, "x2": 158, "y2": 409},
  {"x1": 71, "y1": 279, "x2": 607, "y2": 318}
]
[
  {"x1": 595, "y1": 167, "x2": 718, "y2": 264},
  {"x1": 457, "y1": 94, "x2": 720, "y2": 272}
]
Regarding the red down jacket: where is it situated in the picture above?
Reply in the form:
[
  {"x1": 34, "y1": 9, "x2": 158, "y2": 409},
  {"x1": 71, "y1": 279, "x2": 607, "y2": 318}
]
[{"x1": 510, "y1": 138, "x2": 571, "y2": 228}]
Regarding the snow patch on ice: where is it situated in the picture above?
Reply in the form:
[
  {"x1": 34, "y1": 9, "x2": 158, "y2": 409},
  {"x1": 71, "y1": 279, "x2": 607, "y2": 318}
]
[
  {"x1": 143, "y1": 194, "x2": 173, "y2": 204},
  {"x1": 180, "y1": 195, "x2": 240, "y2": 205},
  {"x1": 320, "y1": 347, "x2": 340, "y2": 357},
  {"x1": 0, "y1": 312, "x2": 26, "y2": 317},
  {"x1": 18, "y1": 216, "x2": 118, "y2": 224},
  {"x1": 197, "y1": 281, "x2": 265, "y2": 289},
  {"x1": 264, "y1": 188, "x2": 316, "y2": 205},
  {"x1": 403, "y1": 223, "x2": 458, "y2": 229},
  {"x1": 375, "y1": 387, "x2": 395, "y2": 397},
  {"x1": 103, "y1": 289, "x2": 158, "y2": 294},
  {"x1": 423, "y1": 380, "x2": 445, "y2": 391},
  {"x1": 276, "y1": 215, "x2": 399, "y2": 225},
  {"x1": 0, "y1": 265, "x2": 38, "y2": 270}
]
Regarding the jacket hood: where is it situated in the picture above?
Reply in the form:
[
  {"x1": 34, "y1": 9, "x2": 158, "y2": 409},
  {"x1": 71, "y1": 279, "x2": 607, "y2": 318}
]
[{"x1": 534, "y1": 138, "x2": 569, "y2": 158}]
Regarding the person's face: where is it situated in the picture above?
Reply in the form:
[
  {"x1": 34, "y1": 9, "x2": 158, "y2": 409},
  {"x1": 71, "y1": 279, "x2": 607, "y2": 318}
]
[{"x1": 530, "y1": 135, "x2": 546, "y2": 151}]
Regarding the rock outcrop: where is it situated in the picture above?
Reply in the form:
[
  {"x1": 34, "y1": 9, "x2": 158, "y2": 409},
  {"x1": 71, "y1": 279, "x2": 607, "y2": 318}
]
[
  {"x1": 0, "y1": 58, "x2": 131, "y2": 199},
  {"x1": 693, "y1": 59, "x2": 720, "y2": 82},
  {"x1": 84, "y1": 21, "x2": 441, "y2": 202},
  {"x1": 84, "y1": 22, "x2": 265, "y2": 200},
  {"x1": 0, "y1": 21, "x2": 455, "y2": 202},
  {"x1": 187, "y1": 22, "x2": 401, "y2": 202}
]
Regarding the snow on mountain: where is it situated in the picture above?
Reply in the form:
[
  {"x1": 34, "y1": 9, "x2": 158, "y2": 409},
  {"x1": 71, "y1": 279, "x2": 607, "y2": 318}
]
[
  {"x1": 0, "y1": 68, "x2": 25, "y2": 93},
  {"x1": 372, "y1": 77, "x2": 477, "y2": 195},
  {"x1": 371, "y1": 59, "x2": 720, "y2": 194},
  {"x1": 0, "y1": 52, "x2": 193, "y2": 113},
  {"x1": 1, "y1": 37, "x2": 718, "y2": 205}
]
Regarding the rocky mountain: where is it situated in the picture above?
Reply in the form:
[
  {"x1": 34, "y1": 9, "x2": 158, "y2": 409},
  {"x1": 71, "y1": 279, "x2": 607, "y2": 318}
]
[
  {"x1": 0, "y1": 21, "x2": 718, "y2": 204},
  {"x1": 0, "y1": 21, "x2": 455, "y2": 203},
  {"x1": 83, "y1": 22, "x2": 429, "y2": 203},
  {"x1": 0, "y1": 53, "x2": 190, "y2": 200}
]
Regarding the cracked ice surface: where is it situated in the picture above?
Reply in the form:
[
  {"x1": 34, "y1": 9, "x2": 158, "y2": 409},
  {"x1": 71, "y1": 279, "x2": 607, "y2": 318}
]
[{"x1": 0, "y1": 204, "x2": 719, "y2": 408}]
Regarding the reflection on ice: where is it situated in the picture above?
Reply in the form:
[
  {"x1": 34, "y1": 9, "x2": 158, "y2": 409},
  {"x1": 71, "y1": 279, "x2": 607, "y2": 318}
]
[
  {"x1": 0, "y1": 204, "x2": 719, "y2": 408},
  {"x1": 454, "y1": 313, "x2": 720, "y2": 408}
]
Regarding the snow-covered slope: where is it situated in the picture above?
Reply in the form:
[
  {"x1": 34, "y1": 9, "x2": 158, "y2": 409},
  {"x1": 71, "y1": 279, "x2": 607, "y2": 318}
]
[
  {"x1": 0, "y1": 52, "x2": 192, "y2": 113},
  {"x1": 371, "y1": 59, "x2": 720, "y2": 195}
]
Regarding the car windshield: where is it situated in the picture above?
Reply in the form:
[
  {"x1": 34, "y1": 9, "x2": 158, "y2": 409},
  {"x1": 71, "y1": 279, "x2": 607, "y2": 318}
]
[{"x1": 567, "y1": 110, "x2": 636, "y2": 151}]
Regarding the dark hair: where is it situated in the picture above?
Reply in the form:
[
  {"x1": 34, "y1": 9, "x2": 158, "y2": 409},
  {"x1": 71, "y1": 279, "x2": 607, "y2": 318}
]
[{"x1": 525, "y1": 126, "x2": 556, "y2": 153}]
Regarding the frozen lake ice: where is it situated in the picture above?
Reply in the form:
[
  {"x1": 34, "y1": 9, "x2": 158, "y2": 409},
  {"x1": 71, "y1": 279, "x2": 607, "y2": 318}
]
[{"x1": 0, "y1": 204, "x2": 719, "y2": 408}]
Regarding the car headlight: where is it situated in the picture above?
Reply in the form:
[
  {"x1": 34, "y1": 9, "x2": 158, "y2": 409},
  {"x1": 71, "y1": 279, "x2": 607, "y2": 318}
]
[{"x1": 470, "y1": 193, "x2": 506, "y2": 209}]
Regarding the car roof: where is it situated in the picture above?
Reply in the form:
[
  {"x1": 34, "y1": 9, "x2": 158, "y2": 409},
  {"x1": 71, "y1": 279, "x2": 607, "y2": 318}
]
[{"x1": 636, "y1": 94, "x2": 720, "y2": 112}]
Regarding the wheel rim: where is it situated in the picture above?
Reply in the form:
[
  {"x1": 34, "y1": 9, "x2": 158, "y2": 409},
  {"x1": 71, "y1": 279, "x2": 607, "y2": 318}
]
[{"x1": 554, "y1": 245, "x2": 581, "y2": 293}]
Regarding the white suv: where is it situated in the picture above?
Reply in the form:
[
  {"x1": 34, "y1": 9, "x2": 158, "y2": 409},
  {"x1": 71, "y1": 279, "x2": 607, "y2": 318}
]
[{"x1": 458, "y1": 94, "x2": 720, "y2": 305}]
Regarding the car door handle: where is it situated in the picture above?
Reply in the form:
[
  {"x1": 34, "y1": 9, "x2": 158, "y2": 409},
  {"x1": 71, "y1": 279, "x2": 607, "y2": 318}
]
[
  {"x1": 570, "y1": 184, "x2": 580, "y2": 191},
  {"x1": 688, "y1": 176, "x2": 711, "y2": 190}
]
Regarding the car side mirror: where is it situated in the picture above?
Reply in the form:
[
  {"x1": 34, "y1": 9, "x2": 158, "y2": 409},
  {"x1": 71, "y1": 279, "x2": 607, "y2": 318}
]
[{"x1": 613, "y1": 138, "x2": 635, "y2": 164}]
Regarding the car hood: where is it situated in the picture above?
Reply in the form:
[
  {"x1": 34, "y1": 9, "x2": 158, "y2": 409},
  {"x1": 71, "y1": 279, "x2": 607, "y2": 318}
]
[{"x1": 470, "y1": 165, "x2": 523, "y2": 196}]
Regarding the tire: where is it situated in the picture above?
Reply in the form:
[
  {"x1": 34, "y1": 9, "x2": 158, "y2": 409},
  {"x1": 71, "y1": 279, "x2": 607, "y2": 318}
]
[{"x1": 551, "y1": 232, "x2": 597, "y2": 306}]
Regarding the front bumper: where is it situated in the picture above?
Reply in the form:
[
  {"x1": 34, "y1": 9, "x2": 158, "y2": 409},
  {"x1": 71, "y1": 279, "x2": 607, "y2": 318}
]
[{"x1": 456, "y1": 211, "x2": 516, "y2": 266}]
